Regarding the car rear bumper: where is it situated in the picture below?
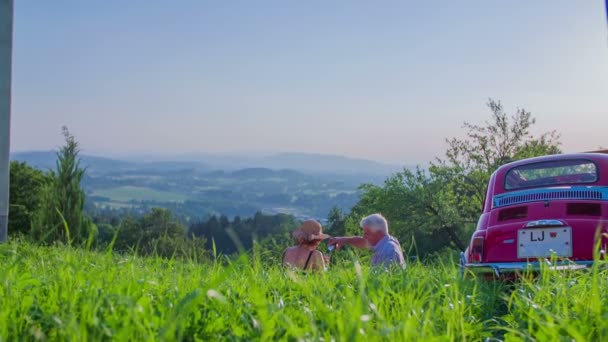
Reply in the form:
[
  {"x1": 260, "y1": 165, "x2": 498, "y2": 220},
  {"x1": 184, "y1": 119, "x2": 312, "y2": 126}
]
[{"x1": 462, "y1": 259, "x2": 594, "y2": 277}]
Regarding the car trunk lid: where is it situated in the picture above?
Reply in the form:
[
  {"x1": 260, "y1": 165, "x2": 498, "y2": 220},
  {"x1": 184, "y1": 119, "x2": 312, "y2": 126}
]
[{"x1": 484, "y1": 201, "x2": 607, "y2": 262}]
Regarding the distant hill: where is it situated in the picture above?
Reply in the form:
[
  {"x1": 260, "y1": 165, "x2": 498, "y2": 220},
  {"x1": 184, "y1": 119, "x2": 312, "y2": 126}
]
[
  {"x1": 11, "y1": 150, "x2": 406, "y2": 176},
  {"x1": 10, "y1": 151, "x2": 59, "y2": 170},
  {"x1": 11, "y1": 151, "x2": 133, "y2": 171},
  {"x1": 10, "y1": 151, "x2": 209, "y2": 175},
  {"x1": 10, "y1": 150, "x2": 406, "y2": 220},
  {"x1": 254, "y1": 152, "x2": 402, "y2": 175},
  {"x1": 10, "y1": 151, "x2": 129, "y2": 173},
  {"x1": 148, "y1": 151, "x2": 405, "y2": 175}
]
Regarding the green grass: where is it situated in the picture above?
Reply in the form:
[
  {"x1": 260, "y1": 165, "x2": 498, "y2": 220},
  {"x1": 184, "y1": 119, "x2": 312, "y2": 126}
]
[
  {"x1": 92, "y1": 186, "x2": 188, "y2": 203},
  {"x1": 1, "y1": 242, "x2": 608, "y2": 341}
]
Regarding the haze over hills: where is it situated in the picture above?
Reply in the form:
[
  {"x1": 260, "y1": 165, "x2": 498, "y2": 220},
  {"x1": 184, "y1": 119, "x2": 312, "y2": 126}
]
[
  {"x1": 10, "y1": 150, "x2": 409, "y2": 220},
  {"x1": 10, "y1": 151, "x2": 406, "y2": 176}
]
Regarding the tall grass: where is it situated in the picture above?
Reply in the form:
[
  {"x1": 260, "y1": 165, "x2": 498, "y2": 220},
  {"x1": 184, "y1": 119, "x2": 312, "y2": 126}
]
[{"x1": 0, "y1": 242, "x2": 607, "y2": 341}]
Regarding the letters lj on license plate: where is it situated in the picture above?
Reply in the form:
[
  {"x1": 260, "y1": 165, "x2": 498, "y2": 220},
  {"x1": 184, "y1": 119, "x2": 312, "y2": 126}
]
[{"x1": 517, "y1": 227, "x2": 572, "y2": 258}]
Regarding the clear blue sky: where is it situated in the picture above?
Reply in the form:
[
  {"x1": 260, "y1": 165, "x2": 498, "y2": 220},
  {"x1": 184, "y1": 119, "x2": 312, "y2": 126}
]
[{"x1": 10, "y1": 1, "x2": 608, "y2": 165}]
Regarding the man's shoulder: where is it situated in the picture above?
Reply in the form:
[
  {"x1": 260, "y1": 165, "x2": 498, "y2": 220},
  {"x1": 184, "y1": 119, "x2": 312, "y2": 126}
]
[
  {"x1": 387, "y1": 236, "x2": 402, "y2": 246},
  {"x1": 384, "y1": 238, "x2": 404, "y2": 253},
  {"x1": 378, "y1": 236, "x2": 398, "y2": 246}
]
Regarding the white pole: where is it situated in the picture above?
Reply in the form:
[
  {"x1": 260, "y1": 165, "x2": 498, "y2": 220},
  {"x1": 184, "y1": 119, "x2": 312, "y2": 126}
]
[{"x1": 0, "y1": 0, "x2": 14, "y2": 242}]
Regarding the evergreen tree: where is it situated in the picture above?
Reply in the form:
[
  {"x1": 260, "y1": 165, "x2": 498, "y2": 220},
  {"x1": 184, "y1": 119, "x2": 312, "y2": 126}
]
[{"x1": 35, "y1": 127, "x2": 91, "y2": 244}]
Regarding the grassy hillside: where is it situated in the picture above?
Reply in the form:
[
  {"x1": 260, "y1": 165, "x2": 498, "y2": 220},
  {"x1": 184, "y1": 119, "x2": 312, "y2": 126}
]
[{"x1": 1, "y1": 242, "x2": 607, "y2": 340}]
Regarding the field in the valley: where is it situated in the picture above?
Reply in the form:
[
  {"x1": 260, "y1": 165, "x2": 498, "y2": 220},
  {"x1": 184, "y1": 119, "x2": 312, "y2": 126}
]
[
  {"x1": 1, "y1": 242, "x2": 607, "y2": 341},
  {"x1": 92, "y1": 185, "x2": 188, "y2": 204}
]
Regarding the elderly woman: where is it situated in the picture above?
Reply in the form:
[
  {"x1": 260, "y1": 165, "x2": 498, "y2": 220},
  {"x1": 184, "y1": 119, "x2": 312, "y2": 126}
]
[{"x1": 283, "y1": 220, "x2": 330, "y2": 271}]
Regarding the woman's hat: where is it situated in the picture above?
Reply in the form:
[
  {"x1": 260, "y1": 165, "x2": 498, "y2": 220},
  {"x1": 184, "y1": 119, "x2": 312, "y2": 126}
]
[{"x1": 292, "y1": 220, "x2": 330, "y2": 242}]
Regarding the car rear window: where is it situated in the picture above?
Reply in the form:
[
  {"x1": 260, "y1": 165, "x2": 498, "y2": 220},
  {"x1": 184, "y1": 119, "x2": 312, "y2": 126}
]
[{"x1": 505, "y1": 159, "x2": 598, "y2": 190}]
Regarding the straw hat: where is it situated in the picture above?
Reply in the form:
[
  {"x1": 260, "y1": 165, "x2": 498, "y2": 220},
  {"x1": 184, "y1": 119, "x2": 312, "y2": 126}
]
[{"x1": 292, "y1": 220, "x2": 330, "y2": 242}]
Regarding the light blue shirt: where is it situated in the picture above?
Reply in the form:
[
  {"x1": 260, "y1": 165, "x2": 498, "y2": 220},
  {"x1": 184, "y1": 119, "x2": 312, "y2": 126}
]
[{"x1": 371, "y1": 235, "x2": 405, "y2": 268}]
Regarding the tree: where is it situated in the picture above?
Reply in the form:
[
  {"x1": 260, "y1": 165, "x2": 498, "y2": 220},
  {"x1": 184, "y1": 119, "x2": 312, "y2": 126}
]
[
  {"x1": 219, "y1": 215, "x2": 230, "y2": 229},
  {"x1": 349, "y1": 99, "x2": 562, "y2": 258},
  {"x1": 113, "y1": 216, "x2": 143, "y2": 252},
  {"x1": 188, "y1": 212, "x2": 298, "y2": 257},
  {"x1": 35, "y1": 127, "x2": 91, "y2": 244},
  {"x1": 8, "y1": 161, "x2": 51, "y2": 236},
  {"x1": 138, "y1": 207, "x2": 190, "y2": 256},
  {"x1": 110, "y1": 207, "x2": 205, "y2": 259},
  {"x1": 436, "y1": 99, "x2": 560, "y2": 214},
  {"x1": 326, "y1": 205, "x2": 346, "y2": 236}
]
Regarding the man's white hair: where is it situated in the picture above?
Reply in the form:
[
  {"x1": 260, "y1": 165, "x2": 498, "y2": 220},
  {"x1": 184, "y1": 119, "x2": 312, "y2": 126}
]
[{"x1": 360, "y1": 213, "x2": 388, "y2": 234}]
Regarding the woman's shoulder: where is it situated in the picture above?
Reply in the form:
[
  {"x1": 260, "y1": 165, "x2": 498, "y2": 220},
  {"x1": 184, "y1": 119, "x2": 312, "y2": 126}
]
[
  {"x1": 309, "y1": 249, "x2": 324, "y2": 263},
  {"x1": 282, "y1": 246, "x2": 299, "y2": 259},
  {"x1": 310, "y1": 249, "x2": 324, "y2": 257},
  {"x1": 283, "y1": 246, "x2": 299, "y2": 254}
]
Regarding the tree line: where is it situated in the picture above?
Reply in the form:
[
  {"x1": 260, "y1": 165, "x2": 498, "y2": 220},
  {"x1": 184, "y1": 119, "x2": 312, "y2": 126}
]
[{"x1": 8, "y1": 99, "x2": 562, "y2": 261}]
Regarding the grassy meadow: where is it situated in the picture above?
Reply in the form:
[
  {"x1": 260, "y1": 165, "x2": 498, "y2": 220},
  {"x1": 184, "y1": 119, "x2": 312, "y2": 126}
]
[{"x1": 1, "y1": 242, "x2": 608, "y2": 341}]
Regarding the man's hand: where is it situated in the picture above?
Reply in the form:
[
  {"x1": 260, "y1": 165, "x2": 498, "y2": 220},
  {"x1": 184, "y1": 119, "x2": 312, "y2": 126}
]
[
  {"x1": 328, "y1": 237, "x2": 346, "y2": 251},
  {"x1": 328, "y1": 236, "x2": 370, "y2": 250}
]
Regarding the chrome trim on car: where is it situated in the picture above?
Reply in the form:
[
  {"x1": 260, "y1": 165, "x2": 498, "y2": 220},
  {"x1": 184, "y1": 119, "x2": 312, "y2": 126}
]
[
  {"x1": 525, "y1": 219, "x2": 565, "y2": 227},
  {"x1": 463, "y1": 260, "x2": 595, "y2": 276},
  {"x1": 492, "y1": 186, "x2": 608, "y2": 208}
]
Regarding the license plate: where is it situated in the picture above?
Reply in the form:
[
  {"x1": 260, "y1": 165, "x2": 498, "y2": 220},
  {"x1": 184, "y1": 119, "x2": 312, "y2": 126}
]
[{"x1": 517, "y1": 227, "x2": 572, "y2": 258}]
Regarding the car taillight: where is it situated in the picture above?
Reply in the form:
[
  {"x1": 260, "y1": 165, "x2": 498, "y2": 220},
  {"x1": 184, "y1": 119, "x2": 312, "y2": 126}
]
[{"x1": 470, "y1": 236, "x2": 484, "y2": 263}]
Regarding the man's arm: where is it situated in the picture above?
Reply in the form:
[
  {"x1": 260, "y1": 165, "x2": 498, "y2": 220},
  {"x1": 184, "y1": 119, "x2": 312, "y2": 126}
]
[{"x1": 328, "y1": 236, "x2": 370, "y2": 250}]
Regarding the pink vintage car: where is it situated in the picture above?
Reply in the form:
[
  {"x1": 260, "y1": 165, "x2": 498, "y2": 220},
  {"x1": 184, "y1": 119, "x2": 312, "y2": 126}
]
[{"x1": 461, "y1": 151, "x2": 608, "y2": 278}]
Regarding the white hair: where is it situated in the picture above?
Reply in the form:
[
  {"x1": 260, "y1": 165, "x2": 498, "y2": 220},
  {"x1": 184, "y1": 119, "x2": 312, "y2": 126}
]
[{"x1": 360, "y1": 213, "x2": 388, "y2": 234}]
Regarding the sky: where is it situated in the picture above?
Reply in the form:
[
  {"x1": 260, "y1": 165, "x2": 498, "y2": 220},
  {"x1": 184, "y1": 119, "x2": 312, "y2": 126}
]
[{"x1": 9, "y1": 1, "x2": 608, "y2": 166}]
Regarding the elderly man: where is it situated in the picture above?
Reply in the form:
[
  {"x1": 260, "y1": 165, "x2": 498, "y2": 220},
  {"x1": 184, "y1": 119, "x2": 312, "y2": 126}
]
[{"x1": 328, "y1": 213, "x2": 405, "y2": 268}]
